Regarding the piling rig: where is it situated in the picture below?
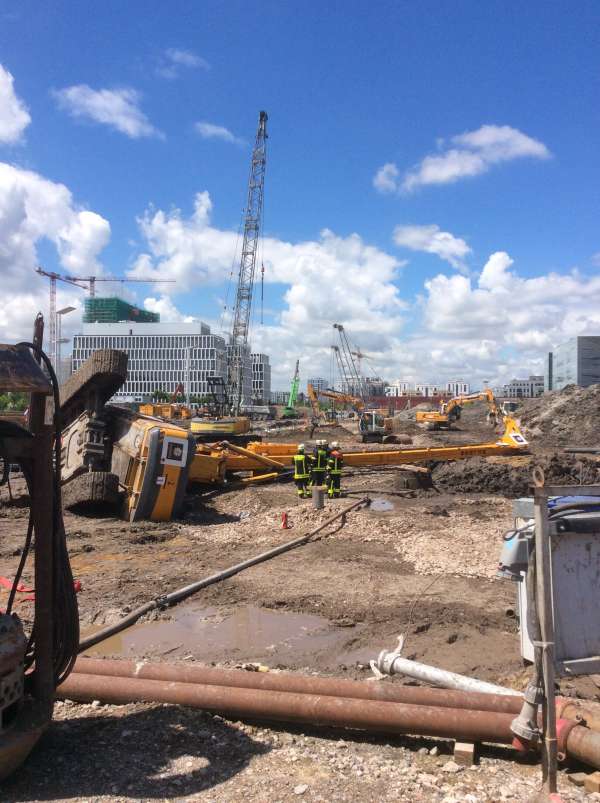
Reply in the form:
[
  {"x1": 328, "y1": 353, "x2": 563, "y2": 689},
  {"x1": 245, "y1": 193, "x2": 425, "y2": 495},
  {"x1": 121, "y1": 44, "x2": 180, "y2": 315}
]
[{"x1": 0, "y1": 318, "x2": 79, "y2": 779}]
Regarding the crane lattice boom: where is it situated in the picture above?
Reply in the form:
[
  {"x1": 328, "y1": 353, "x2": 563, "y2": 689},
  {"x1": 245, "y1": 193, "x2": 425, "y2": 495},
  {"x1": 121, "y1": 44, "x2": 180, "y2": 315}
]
[{"x1": 228, "y1": 111, "x2": 268, "y2": 415}]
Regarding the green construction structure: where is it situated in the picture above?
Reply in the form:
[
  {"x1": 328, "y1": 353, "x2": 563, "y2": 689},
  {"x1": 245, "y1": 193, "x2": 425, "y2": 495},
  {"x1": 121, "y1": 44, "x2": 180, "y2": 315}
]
[{"x1": 83, "y1": 297, "x2": 160, "y2": 324}]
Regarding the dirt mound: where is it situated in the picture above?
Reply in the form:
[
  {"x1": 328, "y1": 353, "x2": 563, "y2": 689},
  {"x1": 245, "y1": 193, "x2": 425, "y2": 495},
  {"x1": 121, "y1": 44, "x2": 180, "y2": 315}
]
[
  {"x1": 518, "y1": 383, "x2": 600, "y2": 447},
  {"x1": 432, "y1": 454, "x2": 600, "y2": 496}
]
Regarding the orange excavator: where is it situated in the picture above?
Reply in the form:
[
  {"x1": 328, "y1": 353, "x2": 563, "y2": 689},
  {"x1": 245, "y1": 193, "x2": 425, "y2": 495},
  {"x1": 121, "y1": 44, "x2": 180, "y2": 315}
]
[{"x1": 415, "y1": 388, "x2": 500, "y2": 431}]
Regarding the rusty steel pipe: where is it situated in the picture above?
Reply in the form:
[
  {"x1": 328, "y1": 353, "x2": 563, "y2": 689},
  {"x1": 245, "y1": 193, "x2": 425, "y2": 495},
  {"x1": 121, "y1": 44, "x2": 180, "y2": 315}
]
[
  {"x1": 564, "y1": 724, "x2": 600, "y2": 769},
  {"x1": 73, "y1": 657, "x2": 524, "y2": 715},
  {"x1": 58, "y1": 672, "x2": 516, "y2": 744},
  {"x1": 557, "y1": 698, "x2": 600, "y2": 734}
]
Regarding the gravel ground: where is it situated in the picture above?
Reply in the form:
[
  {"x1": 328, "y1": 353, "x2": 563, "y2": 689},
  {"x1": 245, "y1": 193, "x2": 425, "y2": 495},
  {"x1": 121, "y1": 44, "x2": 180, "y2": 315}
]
[
  {"x1": 3, "y1": 698, "x2": 592, "y2": 803},
  {"x1": 3, "y1": 413, "x2": 600, "y2": 800}
]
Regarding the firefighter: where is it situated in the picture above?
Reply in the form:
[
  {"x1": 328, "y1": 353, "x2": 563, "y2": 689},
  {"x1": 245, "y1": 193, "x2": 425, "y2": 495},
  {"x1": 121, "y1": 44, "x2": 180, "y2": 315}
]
[
  {"x1": 292, "y1": 444, "x2": 311, "y2": 499},
  {"x1": 326, "y1": 441, "x2": 343, "y2": 498},
  {"x1": 311, "y1": 440, "x2": 329, "y2": 489}
]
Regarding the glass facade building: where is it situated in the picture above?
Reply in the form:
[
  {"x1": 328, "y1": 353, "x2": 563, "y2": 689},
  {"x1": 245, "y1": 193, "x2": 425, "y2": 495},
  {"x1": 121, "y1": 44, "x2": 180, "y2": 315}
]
[{"x1": 547, "y1": 336, "x2": 600, "y2": 391}]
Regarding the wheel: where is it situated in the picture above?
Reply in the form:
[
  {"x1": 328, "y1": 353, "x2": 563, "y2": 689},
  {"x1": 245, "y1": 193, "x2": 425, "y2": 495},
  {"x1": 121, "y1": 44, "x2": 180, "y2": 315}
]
[{"x1": 62, "y1": 471, "x2": 120, "y2": 513}]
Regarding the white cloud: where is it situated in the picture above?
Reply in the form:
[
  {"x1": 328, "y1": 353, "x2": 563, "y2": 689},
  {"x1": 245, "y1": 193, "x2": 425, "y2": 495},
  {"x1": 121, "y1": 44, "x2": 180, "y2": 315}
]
[
  {"x1": 127, "y1": 194, "x2": 600, "y2": 389},
  {"x1": 0, "y1": 161, "x2": 110, "y2": 343},
  {"x1": 418, "y1": 251, "x2": 600, "y2": 384},
  {"x1": 157, "y1": 48, "x2": 210, "y2": 79},
  {"x1": 0, "y1": 63, "x2": 31, "y2": 144},
  {"x1": 53, "y1": 85, "x2": 162, "y2": 139},
  {"x1": 128, "y1": 191, "x2": 406, "y2": 388},
  {"x1": 374, "y1": 125, "x2": 550, "y2": 194},
  {"x1": 373, "y1": 162, "x2": 399, "y2": 193},
  {"x1": 393, "y1": 224, "x2": 471, "y2": 271},
  {"x1": 194, "y1": 122, "x2": 244, "y2": 146},
  {"x1": 143, "y1": 295, "x2": 196, "y2": 322}
]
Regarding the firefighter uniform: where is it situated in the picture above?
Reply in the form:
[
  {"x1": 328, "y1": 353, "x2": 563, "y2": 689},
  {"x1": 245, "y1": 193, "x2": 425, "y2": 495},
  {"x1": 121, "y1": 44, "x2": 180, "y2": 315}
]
[
  {"x1": 311, "y1": 441, "x2": 329, "y2": 489},
  {"x1": 293, "y1": 446, "x2": 311, "y2": 498},
  {"x1": 326, "y1": 449, "x2": 343, "y2": 498}
]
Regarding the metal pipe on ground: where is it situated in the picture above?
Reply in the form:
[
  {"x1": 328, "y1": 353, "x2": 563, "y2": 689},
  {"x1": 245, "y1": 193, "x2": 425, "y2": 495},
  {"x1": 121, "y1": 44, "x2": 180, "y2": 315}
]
[
  {"x1": 56, "y1": 672, "x2": 600, "y2": 770},
  {"x1": 57, "y1": 672, "x2": 515, "y2": 744},
  {"x1": 375, "y1": 651, "x2": 520, "y2": 697},
  {"x1": 72, "y1": 657, "x2": 525, "y2": 715},
  {"x1": 78, "y1": 497, "x2": 369, "y2": 653}
]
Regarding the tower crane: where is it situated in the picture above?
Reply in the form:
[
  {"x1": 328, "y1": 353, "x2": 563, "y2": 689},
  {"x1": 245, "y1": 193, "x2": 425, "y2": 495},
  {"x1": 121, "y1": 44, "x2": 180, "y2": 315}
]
[
  {"x1": 35, "y1": 266, "x2": 175, "y2": 369},
  {"x1": 227, "y1": 111, "x2": 268, "y2": 416}
]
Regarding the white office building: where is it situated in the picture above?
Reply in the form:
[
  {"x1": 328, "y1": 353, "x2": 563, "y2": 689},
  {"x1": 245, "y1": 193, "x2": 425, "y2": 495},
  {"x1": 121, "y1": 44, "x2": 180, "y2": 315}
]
[
  {"x1": 446, "y1": 379, "x2": 470, "y2": 396},
  {"x1": 72, "y1": 320, "x2": 228, "y2": 402},
  {"x1": 415, "y1": 383, "x2": 441, "y2": 397},
  {"x1": 501, "y1": 375, "x2": 544, "y2": 399},
  {"x1": 251, "y1": 353, "x2": 271, "y2": 403},
  {"x1": 385, "y1": 381, "x2": 413, "y2": 397}
]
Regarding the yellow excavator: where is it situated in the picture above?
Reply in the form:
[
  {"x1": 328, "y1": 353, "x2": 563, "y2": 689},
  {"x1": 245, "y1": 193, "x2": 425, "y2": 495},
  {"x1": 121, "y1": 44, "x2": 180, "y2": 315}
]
[{"x1": 416, "y1": 388, "x2": 500, "y2": 431}]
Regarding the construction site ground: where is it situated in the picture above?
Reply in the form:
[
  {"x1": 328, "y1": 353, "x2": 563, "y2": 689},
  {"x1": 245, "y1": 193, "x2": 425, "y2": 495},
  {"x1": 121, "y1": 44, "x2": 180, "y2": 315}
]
[{"x1": 2, "y1": 404, "x2": 598, "y2": 802}]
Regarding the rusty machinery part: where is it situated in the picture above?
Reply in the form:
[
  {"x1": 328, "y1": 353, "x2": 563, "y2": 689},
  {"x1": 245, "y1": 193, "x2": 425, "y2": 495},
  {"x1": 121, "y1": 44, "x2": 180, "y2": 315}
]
[
  {"x1": 14, "y1": 342, "x2": 79, "y2": 685},
  {"x1": 59, "y1": 349, "x2": 128, "y2": 426},
  {"x1": 0, "y1": 615, "x2": 27, "y2": 728},
  {"x1": 59, "y1": 350, "x2": 127, "y2": 504},
  {"x1": 78, "y1": 497, "x2": 369, "y2": 653},
  {"x1": 60, "y1": 470, "x2": 120, "y2": 512}
]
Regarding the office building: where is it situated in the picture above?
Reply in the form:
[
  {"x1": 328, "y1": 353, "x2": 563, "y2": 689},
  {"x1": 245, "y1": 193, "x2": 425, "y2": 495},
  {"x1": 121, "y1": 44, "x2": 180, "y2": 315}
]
[
  {"x1": 72, "y1": 320, "x2": 228, "y2": 402},
  {"x1": 251, "y1": 353, "x2": 271, "y2": 403},
  {"x1": 415, "y1": 383, "x2": 441, "y2": 397},
  {"x1": 446, "y1": 379, "x2": 470, "y2": 396},
  {"x1": 83, "y1": 297, "x2": 159, "y2": 324},
  {"x1": 545, "y1": 336, "x2": 600, "y2": 391},
  {"x1": 385, "y1": 381, "x2": 412, "y2": 397},
  {"x1": 502, "y1": 375, "x2": 544, "y2": 398}
]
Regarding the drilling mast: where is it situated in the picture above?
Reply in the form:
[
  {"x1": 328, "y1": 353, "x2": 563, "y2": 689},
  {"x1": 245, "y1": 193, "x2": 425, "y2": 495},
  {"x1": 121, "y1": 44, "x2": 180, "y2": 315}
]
[{"x1": 228, "y1": 111, "x2": 268, "y2": 416}]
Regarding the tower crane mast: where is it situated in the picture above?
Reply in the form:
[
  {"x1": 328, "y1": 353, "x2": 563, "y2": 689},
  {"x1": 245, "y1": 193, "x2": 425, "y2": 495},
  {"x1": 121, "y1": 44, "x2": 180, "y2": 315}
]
[{"x1": 228, "y1": 111, "x2": 268, "y2": 416}]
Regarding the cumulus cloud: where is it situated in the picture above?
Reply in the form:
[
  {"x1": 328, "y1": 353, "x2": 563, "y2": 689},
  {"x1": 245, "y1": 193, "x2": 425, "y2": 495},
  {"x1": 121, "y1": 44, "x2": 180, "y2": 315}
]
[
  {"x1": 127, "y1": 194, "x2": 600, "y2": 389},
  {"x1": 374, "y1": 125, "x2": 550, "y2": 194},
  {"x1": 419, "y1": 251, "x2": 600, "y2": 383},
  {"x1": 0, "y1": 161, "x2": 110, "y2": 342},
  {"x1": 128, "y1": 191, "x2": 406, "y2": 387},
  {"x1": 373, "y1": 162, "x2": 399, "y2": 194},
  {"x1": 194, "y1": 122, "x2": 244, "y2": 146},
  {"x1": 0, "y1": 63, "x2": 31, "y2": 144},
  {"x1": 143, "y1": 295, "x2": 196, "y2": 322},
  {"x1": 53, "y1": 85, "x2": 162, "y2": 139},
  {"x1": 393, "y1": 224, "x2": 471, "y2": 271},
  {"x1": 157, "y1": 48, "x2": 210, "y2": 79}
]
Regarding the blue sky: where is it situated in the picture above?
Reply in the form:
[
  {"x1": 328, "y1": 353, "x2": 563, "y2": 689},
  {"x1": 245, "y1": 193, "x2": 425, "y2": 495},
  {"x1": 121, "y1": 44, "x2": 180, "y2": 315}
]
[{"x1": 1, "y1": 0, "x2": 599, "y2": 388}]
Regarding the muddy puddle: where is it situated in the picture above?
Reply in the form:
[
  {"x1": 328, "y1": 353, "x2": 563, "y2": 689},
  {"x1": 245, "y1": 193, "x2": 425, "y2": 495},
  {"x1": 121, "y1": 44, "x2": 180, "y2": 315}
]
[{"x1": 83, "y1": 603, "x2": 377, "y2": 668}]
